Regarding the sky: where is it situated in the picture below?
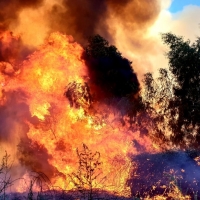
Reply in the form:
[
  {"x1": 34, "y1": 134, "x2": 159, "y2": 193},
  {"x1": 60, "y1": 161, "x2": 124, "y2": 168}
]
[
  {"x1": 142, "y1": 0, "x2": 200, "y2": 76},
  {"x1": 151, "y1": 0, "x2": 200, "y2": 42},
  {"x1": 169, "y1": 0, "x2": 200, "y2": 13},
  {"x1": 112, "y1": 0, "x2": 200, "y2": 79}
]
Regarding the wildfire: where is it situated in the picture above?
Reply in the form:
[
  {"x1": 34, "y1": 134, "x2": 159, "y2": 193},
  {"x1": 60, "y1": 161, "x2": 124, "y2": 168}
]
[
  {"x1": 0, "y1": 0, "x2": 199, "y2": 198},
  {"x1": 0, "y1": 31, "x2": 160, "y2": 197}
]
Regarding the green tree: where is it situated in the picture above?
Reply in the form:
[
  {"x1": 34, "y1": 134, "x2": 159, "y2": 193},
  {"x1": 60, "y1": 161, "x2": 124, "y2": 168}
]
[{"x1": 143, "y1": 33, "x2": 200, "y2": 148}]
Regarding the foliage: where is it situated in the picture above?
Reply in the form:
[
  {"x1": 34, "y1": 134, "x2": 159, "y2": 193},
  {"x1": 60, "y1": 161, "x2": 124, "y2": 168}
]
[
  {"x1": 143, "y1": 33, "x2": 200, "y2": 148},
  {"x1": 81, "y1": 35, "x2": 144, "y2": 130},
  {"x1": 142, "y1": 69, "x2": 173, "y2": 146},
  {"x1": 84, "y1": 35, "x2": 140, "y2": 97},
  {"x1": 65, "y1": 81, "x2": 92, "y2": 109}
]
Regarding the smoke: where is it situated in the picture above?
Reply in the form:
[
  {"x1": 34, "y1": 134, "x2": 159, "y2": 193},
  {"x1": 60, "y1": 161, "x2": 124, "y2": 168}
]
[
  {"x1": 0, "y1": 90, "x2": 35, "y2": 142},
  {"x1": 1, "y1": 0, "x2": 199, "y2": 78},
  {"x1": 0, "y1": 31, "x2": 32, "y2": 66},
  {"x1": 113, "y1": 0, "x2": 200, "y2": 80},
  {"x1": 0, "y1": 89, "x2": 56, "y2": 178},
  {"x1": 0, "y1": 0, "x2": 44, "y2": 30},
  {"x1": 0, "y1": 0, "x2": 162, "y2": 90},
  {"x1": 151, "y1": 4, "x2": 200, "y2": 41},
  {"x1": 18, "y1": 137, "x2": 58, "y2": 179},
  {"x1": 147, "y1": 1, "x2": 200, "y2": 75},
  {"x1": 0, "y1": 85, "x2": 59, "y2": 180},
  {"x1": 0, "y1": 0, "x2": 160, "y2": 47},
  {"x1": 48, "y1": 0, "x2": 160, "y2": 44}
]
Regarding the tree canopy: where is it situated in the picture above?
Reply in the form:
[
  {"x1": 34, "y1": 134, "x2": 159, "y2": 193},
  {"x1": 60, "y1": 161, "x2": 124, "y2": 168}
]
[
  {"x1": 143, "y1": 33, "x2": 200, "y2": 148},
  {"x1": 83, "y1": 35, "x2": 140, "y2": 98}
]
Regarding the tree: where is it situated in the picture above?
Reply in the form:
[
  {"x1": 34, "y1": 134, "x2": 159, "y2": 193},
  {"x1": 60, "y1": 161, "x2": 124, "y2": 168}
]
[
  {"x1": 143, "y1": 33, "x2": 200, "y2": 148},
  {"x1": 83, "y1": 35, "x2": 140, "y2": 98},
  {"x1": 79, "y1": 35, "x2": 144, "y2": 129}
]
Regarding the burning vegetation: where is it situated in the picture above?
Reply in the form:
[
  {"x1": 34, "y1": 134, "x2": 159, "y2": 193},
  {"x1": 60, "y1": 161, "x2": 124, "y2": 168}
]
[{"x1": 0, "y1": 0, "x2": 200, "y2": 199}]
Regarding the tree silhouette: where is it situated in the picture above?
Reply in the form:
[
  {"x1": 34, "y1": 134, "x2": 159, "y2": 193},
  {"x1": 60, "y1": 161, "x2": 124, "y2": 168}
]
[{"x1": 83, "y1": 35, "x2": 140, "y2": 98}]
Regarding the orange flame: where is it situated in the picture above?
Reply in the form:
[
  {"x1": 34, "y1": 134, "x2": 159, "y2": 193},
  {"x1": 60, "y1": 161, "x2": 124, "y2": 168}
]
[{"x1": 0, "y1": 32, "x2": 160, "y2": 196}]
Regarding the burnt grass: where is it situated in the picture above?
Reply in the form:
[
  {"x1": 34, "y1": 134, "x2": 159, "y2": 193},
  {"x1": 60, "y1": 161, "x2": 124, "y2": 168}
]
[
  {"x1": 3, "y1": 150, "x2": 200, "y2": 200},
  {"x1": 7, "y1": 190, "x2": 133, "y2": 200},
  {"x1": 128, "y1": 150, "x2": 200, "y2": 199}
]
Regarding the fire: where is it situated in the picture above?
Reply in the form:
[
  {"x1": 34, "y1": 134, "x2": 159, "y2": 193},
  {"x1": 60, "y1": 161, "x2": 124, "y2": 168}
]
[{"x1": 0, "y1": 31, "x2": 160, "y2": 196}]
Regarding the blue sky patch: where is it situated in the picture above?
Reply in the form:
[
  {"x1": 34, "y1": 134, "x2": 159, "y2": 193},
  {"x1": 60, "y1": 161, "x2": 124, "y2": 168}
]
[{"x1": 169, "y1": 0, "x2": 200, "y2": 12}]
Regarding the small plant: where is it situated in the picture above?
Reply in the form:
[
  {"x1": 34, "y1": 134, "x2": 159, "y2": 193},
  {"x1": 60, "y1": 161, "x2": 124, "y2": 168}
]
[
  {"x1": 0, "y1": 151, "x2": 13, "y2": 200},
  {"x1": 69, "y1": 144, "x2": 104, "y2": 200},
  {"x1": 26, "y1": 172, "x2": 51, "y2": 200}
]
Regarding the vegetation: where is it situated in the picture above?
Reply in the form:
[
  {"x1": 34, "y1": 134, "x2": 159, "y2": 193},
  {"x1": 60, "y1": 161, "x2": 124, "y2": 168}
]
[
  {"x1": 0, "y1": 148, "x2": 198, "y2": 199},
  {"x1": 82, "y1": 33, "x2": 200, "y2": 149},
  {"x1": 142, "y1": 33, "x2": 200, "y2": 148},
  {"x1": 65, "y1": 81, "x2": 92, "y2": 109},
  {"x1": 83, "y1": 35, "x2": 140, "y2": 97},
  {"x1": 0, "y1": 152, "x2": 13, "y2": 199},
  {"x1": 26, "y1": 172, "x2": 51, "y2": 200},
  {"x1": 68, "y1": 144, "x2": 104, "y2": 200},
  {"x1": 1, "y1": 33, "x2": 200, "y2": 199}
]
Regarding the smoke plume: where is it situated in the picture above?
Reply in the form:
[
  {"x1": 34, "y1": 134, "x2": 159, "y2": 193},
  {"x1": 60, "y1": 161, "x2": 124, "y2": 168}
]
[
  {"x1": 0, "y1": 0, "x2": 44, "y2": 31},
  {"x1": 0, "y1": 0, "x2": 161, "y2": 79},
  {"x1": 0, "y1": 0, "x2": 160, "y2": 46},
  {"x1": 48, "y1": 0, "x2": 160, "y2": 44}
]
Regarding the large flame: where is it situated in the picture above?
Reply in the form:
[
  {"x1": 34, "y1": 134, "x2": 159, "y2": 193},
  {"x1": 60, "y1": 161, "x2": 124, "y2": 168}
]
[{"x1": 0, "y1": 31, "x2": 159, "y2": 195}]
